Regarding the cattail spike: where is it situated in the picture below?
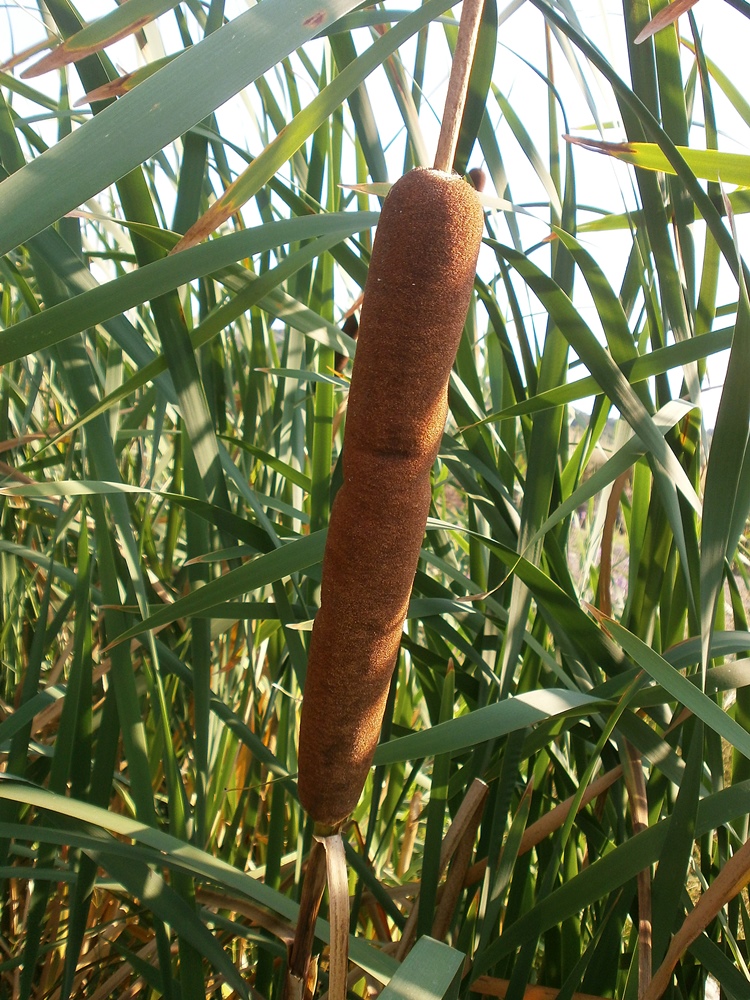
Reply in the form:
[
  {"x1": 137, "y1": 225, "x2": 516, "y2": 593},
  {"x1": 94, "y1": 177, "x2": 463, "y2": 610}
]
[{"x1": 297, "y1": 168, "x2": 483, "y2": 827}]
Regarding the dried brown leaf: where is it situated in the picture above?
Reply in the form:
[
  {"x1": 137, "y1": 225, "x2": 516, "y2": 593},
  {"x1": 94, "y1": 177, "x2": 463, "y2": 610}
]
[
  {"x1": 643, "y1": 836, "x2": 750, "y2": 999},
  {"x1": 634, "y1": 0, "x2": 701, "y2": 44}
]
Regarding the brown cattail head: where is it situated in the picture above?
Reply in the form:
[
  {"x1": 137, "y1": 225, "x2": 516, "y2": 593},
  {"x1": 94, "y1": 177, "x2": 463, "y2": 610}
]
[
  {"x1": 297, "y1": 168, "x2": 483, "y2": 827},
  {"x1": 467, "y1": 167, "x2": 487, "y2": 192},
  {"x1": 334, "y1": 312, "x2": 359, "y2": 374}
]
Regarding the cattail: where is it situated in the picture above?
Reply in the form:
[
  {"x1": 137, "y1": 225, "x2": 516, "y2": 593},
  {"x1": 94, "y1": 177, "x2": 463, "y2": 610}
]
[
  {"x1": 297, "y1": 167, "x2": 483, "y2": 828},
  {"x1": 467, "y1": 167, "x2": 487, "y2": 192},
  {"x1": 334, "y1": 311, "x2": 359, "y2": 374}
]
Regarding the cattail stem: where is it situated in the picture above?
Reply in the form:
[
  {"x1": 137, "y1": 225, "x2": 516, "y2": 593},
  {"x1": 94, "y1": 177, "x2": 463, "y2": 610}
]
[
  {"x1": 287, "y1": 837, "x2": 329, "y2": 997},
  {"x1": 434, "y1": 0, "x2": 485, "y2": 172},
  {"x1": 322, "y1": 834, "x2": 349, "y2": 1000}
]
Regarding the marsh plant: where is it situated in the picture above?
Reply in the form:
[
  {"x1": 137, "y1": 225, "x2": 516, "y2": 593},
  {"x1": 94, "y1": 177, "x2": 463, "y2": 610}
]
[{"x1": 1, "y1": 0, "x2": 750, "y2": 998}]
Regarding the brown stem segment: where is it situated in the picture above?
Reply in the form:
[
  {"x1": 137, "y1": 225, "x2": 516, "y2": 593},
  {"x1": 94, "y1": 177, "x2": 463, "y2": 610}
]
[
  {"x1": 322, "y1": 834, "x2": 349, "y2": 1000},
  {"x1": 434, "y1": 0, "x2": 485, "y2": 173},
  {"x1": 623, "y1": 742, "x2": 651, "y2": 999},
  {"x1": 288, "y1": 838, "x2": 329, "y2": 997},
  {"x1": 396, "y1": 778, "x2": 488, "y2": 959}
]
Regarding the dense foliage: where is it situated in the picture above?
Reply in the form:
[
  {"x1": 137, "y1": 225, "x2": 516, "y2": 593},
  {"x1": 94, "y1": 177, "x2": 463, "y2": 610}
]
[{"x1": 1, "y1": 0, "x2": 750, "y2": 998}]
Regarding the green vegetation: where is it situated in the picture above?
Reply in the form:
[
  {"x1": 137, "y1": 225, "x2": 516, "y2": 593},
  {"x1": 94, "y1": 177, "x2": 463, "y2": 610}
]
[{"x1": 1, "y1": 1, "x2": 749, "y2": 998}]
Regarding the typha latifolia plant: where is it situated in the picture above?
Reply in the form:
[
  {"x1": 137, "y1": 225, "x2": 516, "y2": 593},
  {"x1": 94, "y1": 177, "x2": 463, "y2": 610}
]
[{"x1": 0, "y1": 1, "x2": 749, "y2": 999}]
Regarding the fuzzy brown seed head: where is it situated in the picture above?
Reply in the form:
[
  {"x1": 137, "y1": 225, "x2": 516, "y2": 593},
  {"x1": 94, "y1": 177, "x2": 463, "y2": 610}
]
[
  {"x1": 334, "y1": 312, "x2": 359, "y2": 373},
  {"x1": 297, "y1": 169, "x2": 483, "y2": 827},
  {"x1": 467, "y1": 167, "x2": 487, "y2": 192}
]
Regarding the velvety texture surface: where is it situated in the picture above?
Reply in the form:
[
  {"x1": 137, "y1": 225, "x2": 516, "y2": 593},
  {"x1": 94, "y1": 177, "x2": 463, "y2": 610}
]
[{"x1": 297, "y1": 168, "x2": 484, "y2": 827}]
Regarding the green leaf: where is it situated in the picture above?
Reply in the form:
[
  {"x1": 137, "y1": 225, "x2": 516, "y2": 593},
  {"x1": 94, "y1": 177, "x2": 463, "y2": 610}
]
[
  {"x1": 87, "y1": 851, "x2": 249, "y2": 1000},
  {"x1": 373, "y1": 690, "x2": 606, "y2": 765},
  {"x1": 0, "y1": 781, "x2": 397, "y2": 983},
  {"x1": 566, "y1": 135, "x2": 750, "y2": 187},
  {"x1": 700, "y1": 240, "x2": 750, "y2": 669},
  {"x1": 175, "y1": 0, "x2": 456, "y2": 248},
  {"x1": 489, "y1": 239, "x2": 700, "y2": 516},
  {"x1": 0, "y1": 0, "x2": 363, "y2": 256},
  {"x1": 0, "y1": 213, "x2": 376, "y2": 365},
  {"x1": 23, "y1": 0, "x2": 182, "y2": 77},
  {"x1": 473, "y1": 778, "x2": 750, "y2": 976},
  {"x1": 107, "y1": 530, "x2": 327, "y2": 648},
  {"x1": 606, "y1": 619, "x2": 750, "y2": 760},
  {"x1": 379, "y1": 938, "x2": 463, "y2": 1000}
]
